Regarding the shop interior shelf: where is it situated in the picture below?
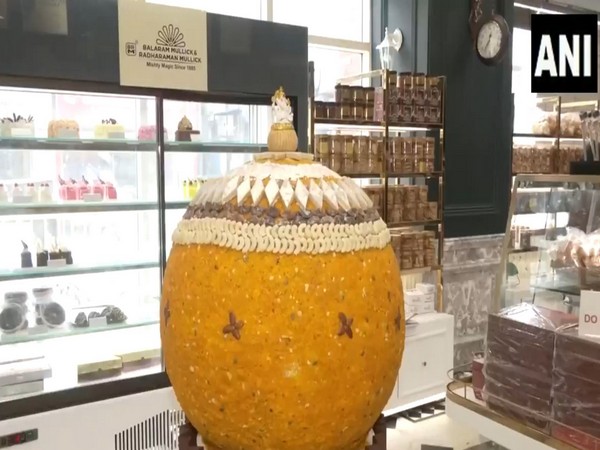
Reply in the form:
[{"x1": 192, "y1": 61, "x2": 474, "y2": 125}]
[
  {"x1": 0, "y1": 201, "x2": 158, "y2": 216},
  {"x1": 165, "y1": 201, "x2": 190, "y2": 210},
  {"x1": 338, "y1": 172, "x2": 383, "y2": 179},
  {"x1": 0, "y1": 260, "x2": 159, "y2": 282},
  {"x1": 388, "y1": 219, "x2": 441, "y2": 228},
  {"x1": 0, "y1": 137, "x2": 158, "y2": 152},
  {"x1": 313, "y1": 119, "x2": 442, "y2": 131},
  {"x1": 164, "y1": 142, "x2": 267, "y2": 153},
  {"x1": 387, "y1": 171, "x2": 443, "y2": 178},
  {"x1": 0, "y1": 311, "x2": 159, "y2": 346},
  {"x1": 513, "y1": 133, "x2": 582, "y2": 141}
]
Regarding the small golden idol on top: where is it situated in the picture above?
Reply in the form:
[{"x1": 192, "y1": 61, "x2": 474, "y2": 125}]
[{"x1": 267, "y1": 86, "x2": 298, "y2": 152}]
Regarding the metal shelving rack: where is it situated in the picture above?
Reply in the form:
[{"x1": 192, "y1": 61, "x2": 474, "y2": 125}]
[{"x1": 308, "y1": 68, "x2": 446, "y2": 308}]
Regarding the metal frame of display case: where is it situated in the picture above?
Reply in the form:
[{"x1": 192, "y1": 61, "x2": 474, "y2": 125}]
[
  {"x1": 0, "y1": 75, "x2": 289, "y2": 420},
  {"x1": 308, "y1": 68, "x2": 446, "y2": 306}
]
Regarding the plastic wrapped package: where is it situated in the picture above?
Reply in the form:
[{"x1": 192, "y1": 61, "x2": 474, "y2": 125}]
[
  {"x1": 551, "y1": 327, "x2": 600, "y2": 447},
  {"x1": 561, "y1": 112, "x2": 583, "y2": 138},
  {"x1": 532, "y1": 111, "x2": 558, "y2": 136},
  {"x1": 484, "y1": 304, "x2": 577, "y2": 431}
]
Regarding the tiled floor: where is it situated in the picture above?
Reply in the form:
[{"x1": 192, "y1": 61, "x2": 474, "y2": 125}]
[{"x1": 386, "y1": 413, "x2": 498, "y2": 450}]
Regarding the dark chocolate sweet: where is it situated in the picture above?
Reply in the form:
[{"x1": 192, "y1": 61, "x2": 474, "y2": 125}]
[
  {"x1": 41, "y1": 302, "x2": 65, "y2": 327},
  {"x1": 88, "y1": 311, "x2": 101, "y2": 319},
  {"x1": 36, "y1": 250, "x2": 48, "y2": 267},
  {"x1": 107, "y1": 306, "x2": 127, "y2": 324},
  {"x1": 73, "y1": 312, "x2": 89, "y2": 328},
  {"x1": 20, "y1": 240, "x2": 33, "y2": 268}
]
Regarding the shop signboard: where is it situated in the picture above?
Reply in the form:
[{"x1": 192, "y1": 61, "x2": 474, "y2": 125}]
[
  {"x1": 579, "y1": 290, "x2": 600, "y2": 338},
  {"x1": 118, "y1": 0, "x2": 208, "y2": 92}
]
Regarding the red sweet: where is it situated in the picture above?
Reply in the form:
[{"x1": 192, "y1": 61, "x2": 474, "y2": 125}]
[
  {"x1": 58, "y1": 176, "x2": 77, "y2": 200},
  {"x1": 78, "y1": 176, "x2": 91, "y2": 198},
  {"x1": 98, "y1": 178, "x2": 117, "y2": 200}
]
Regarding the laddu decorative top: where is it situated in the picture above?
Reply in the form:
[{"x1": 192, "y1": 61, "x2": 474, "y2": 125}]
[{"x1": 271, "y1": 86, "x2": 293, "y2": 125}]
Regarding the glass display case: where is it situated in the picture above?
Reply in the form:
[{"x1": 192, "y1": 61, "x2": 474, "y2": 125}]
[
  {"x1": 0, "y1": 86, "x2": 274, "y2": 405},
  {"x1": 497, "y1": 174, "x2": 600, "y2": 314}
]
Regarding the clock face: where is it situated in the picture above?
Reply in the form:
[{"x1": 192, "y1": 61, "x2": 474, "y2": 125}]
[{"x1": 477, "y1": 20, "x2": 503, "y2": 60}]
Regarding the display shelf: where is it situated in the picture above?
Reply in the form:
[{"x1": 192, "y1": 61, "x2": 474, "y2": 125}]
[
  {"x1": 165, "y1": 201, "x2": 189, "y2": 210},
  {"x1": 0, "y1": 260, "x2": 159, "y2": 282},
  {"x1": 532, "y1": 277, "x2": 581, "y2": 298},
  {"x1": 0, "y1": 201, "x2": 158, "y2": 216},
  {"x1": 0, "y1": 137, "x2": 157, "y2": 152},
  {"x1": 338, "y1": 172, "x2": 382, "y2": 179},
  {"x1": 387, "y1": 171, "x2": 443, "y2": 178},
  {"x1": 0, "y1": 312, "x2": 158, "y2": 346},
  {"x1": 313, "y1": 119, "x2": 441, "y2": 132},
  {"x1": 446, "y1": 381, "x2": 577, "y2": 450},
  {"x1": 164, "y1": 142, "x2": 267, "y2": 153},
  {"x1": 388, "y1": 219, "x2": 441, "y2": 228}
]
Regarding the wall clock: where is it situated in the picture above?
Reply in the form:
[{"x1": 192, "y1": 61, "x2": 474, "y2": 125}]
[{"x1": 469, "y1": 0, "x2": 511, "y2": 66}]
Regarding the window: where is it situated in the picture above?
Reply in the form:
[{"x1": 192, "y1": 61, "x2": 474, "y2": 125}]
[
  {"x1": 309, "y1": 46, "x2": 364, "y2": 100},
  {"x1": 146, "y1": 0, "x2": 264, "y2": 20},
  {"x1": 273, "y1": 0, "x2": 369, "y2": 42}
]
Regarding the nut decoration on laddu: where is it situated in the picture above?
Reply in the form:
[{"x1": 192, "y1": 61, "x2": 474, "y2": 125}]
[{"x1": 161, "y1": 87, "x2": 405, "y2": 450}]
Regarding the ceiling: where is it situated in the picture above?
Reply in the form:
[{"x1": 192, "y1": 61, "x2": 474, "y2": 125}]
[
  {"x1": 516, "y1": 0, "x2": 600, "y2": 13},
  {"x1": 550, "y1": 0, "x2": 600, "y2": 12}
]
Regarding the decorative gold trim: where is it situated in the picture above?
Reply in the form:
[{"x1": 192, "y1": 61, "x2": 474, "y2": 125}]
[
  {"x1": 254, "y1": 152, "x2": 314, "y2": 162},
  {"x1": 271, "y1": 122, "x2": 294, "y2": 131}
]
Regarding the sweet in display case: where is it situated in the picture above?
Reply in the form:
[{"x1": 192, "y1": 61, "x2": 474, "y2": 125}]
[
  {"x1": 447, "y1": 175, "x2": 600, "y2": 450},
  {"x1": 0, "y1": 85, "x2": 275, "y2": 408}
]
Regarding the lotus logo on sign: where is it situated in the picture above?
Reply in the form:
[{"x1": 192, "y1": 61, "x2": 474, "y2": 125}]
[{"x1": 531, "y1": 14, "x2": 598, "y2": 93}]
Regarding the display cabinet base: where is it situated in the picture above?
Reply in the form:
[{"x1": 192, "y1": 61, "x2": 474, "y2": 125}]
[
  {"x1": 570, "y1": 161, "x2": 600, "y2": 175},
  {"x1": 177, "y1": 414, "x2": 388, "y2": 450}
]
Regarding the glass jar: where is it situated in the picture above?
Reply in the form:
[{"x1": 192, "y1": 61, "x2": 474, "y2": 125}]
[
  {"x1": 413, "y1": 105, "x2": 426, "y2": 123},
  {"x1": 335, "y1": 84, "x2": 343, "y2": 103},
  {"x1": 316, "y1": 135, "x2": 331, "y2": 168},
  {"x1": 326, "y1": 102, "x2": 340, "y2": 120},
  {"x1": 336, "y1": 85, "x2": 352, "y2": 103},
  {"x1": 413, "y1": 138, "x2": 425, "y2": 173},
  {"x1": 400, "y1": 104, "x2": 413, "y2": 124},
  {"x1": 364, "y1": 104, "x2": 375, "y2": 121},
  {"x1": 365, "y1": 87, "x2": 375, "y2": 105},
  {"x1": 340, "y1": 102, "x2": 353, "y2": 120},
  {"x1": 353, "y1": 86, "x2": 365, "y2": 104},
  {"x1": 369, "y1": 138, "x2": 383, "y2": 173},
  {"x1": 399, "y1": 72, "x2": 413, "y2": 106},
  {"x1": 330, "y1": 135, "x2": 344, "y2": 172},
  {"x1": 389, "y1": 137, "x2": 402, "y2": 172},
  {"x1": 426, "y1": 76, "x2": 442, "y2": 106},
  {"x1": 424, "y1": 137, "x2": 435, "y2": 172},
  {"x1": 388, "y1": 71, "x2": 398, "y2": 88},
  {"x1": 343, "y1": 136, "x2": 355, "y2": 174},
  {"x1": 314, "y1": 101, "x2": 326, "y2": 119},
  {"x1": 429, "y1": 106, "x2": 441, "y2": 124},
  {"x1": 405, "y1": 186, "x2": 418, "y2": 204},
  {"x1": 354, "y1": 136, "x2": 368, "y2": 173},
  {"x1": 404, "y1": 204, "x2": 417, "y2": 223},
  {"x1": 353, "y1": 102, "x2": 365, "y2": 121},
  {"x1": 412, "y1": 73, "x2": 426, "y2": 105},
  {"x1": 418, "y1": 186, "x2": 428, "y2": 203},
  {"x1": 400, "y1": 138, "x2": 414, "y2": 173}
]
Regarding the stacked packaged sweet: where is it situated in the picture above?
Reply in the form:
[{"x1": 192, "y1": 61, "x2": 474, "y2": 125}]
[
  {"x1": 484, "y1": 304, "x2": 577, "y2": 431},
  {"x1": 137, "y1": 125, "x2": 168, "y2": 141},
  {"x1": 58, "y1": 176, "x2": 117, "y2": 201},
  {"x1": 531, "y1": 112, "x2": 582, "y2": 138},
  {"x1": 94, "y1": 118, "x2": 125, "y2": 139},
  {"x1": 552, "y1": 326, "x2": 600, "y2": 448}
]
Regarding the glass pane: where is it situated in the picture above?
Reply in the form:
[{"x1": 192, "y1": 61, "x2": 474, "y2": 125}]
[
  {"x1": 0, "y1": 87, "x2": 161, "y2": 402},
  {"x1": 273, "y1": 0, "x2": 367, "y2": 42},
  {"x1": 310, "y1": 45, "x2": 364, "y2": 101},
  {"x1": 147, "y1": 0, "x2": 263, "y2": 20}
]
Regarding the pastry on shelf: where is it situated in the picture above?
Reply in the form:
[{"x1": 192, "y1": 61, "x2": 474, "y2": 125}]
[
  {"x1": 5, "y1": 292, "x2": 28, "y2": 312},
  {"x1": 0, "y1": 184, "x2": 8, "y2": 203},
  {"x1": 0, "y1": 303, "x2": 27, "y2": 334},
  {"x1": 560, "y1": 112, "x2": 582, "y2": 138},
  {"x1": 48, "y1": 119, "x2": 79, "y2": 139},
  {"x1": 36, "y1": 183, "x2": 53, "y2": 203},
  {"x1": 73, "y1": 312, "x2": 89, "y2": 328},
  {"x1": 77, "y1": 176, "x2": 91, "y2": 199},
  {"x1": 0, "y1": 114, "x2": 34, "y2": 138},
  {"x1": 20, "y1": 241, "x2": 33, "y2": 268},
  {"x1": 101, "y1": 306, "x2": 127, "y2": 324},
  {"x1": 175, "y1": 115, "x2": 199, "y2": 142},
  {"x1": 532, "y1": 112, "x2": 558, "y2": 136},
  {"x1": 58, "y1": 177, "x2": 77, "y2": 200},
  {"x1": 137, "y1": 125, "x2": 167, "y2": 141},
  {"x1": 36, "y1": 243, "x2": 48, "y2": 267},
  {"x1": 11, "y1": 183, "x2": 32, "y2": 203},
  {"x1": 94, "y1": 118, "x2": 125, "y2": 140},
  {"x1": 94, "y1": 178, "x2": 117, "y2": 200}
]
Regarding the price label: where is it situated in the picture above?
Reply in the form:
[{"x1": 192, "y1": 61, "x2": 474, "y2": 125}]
[{"x1": 579, "y1": 290, "x2": 600, "y2": 337}]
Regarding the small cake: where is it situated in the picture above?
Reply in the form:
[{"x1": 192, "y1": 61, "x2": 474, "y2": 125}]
[
  {"x1": 175, "y1": 116, "x2": 199, "y2": 142},
  {"x1": 36, "y1": 183, "x2": 53, "y2": 203},
  {"x1": 36, "y1": 247, "x2": 48, "y2": 267},
  {"x1": 73, "y1": 312, "x2": 89, "y2": 328},
  {"x1": 0, "y1": 184, "x2": 8, "y2": 203},
  {"x1": 96, "y1": 178, "x2": 117, "y2": 200},
  {"x1": 94, "y1": 118, "x2": 125, "y2": 139},
  {"x1": 58, "y1": 177, "x2": 77, "y2": 201},
  {"x1": 137, "y1": 125, "x2": 167, "y2": 141},
  {"x1": 0, "y1": 304, "x2": 27, "y2": 334},
  {"x1": 78, "y1": 176, "x2": 91, "y2": 199},
  {"x1": 20, "y1": 241, "x2": 33, "y2": 268},
  {"x1": 48, "y1": 119, "x2": 79, "y2": 138},
  {"x1": 0, "y1": 114, "x2": 34, "y2": 137}
]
